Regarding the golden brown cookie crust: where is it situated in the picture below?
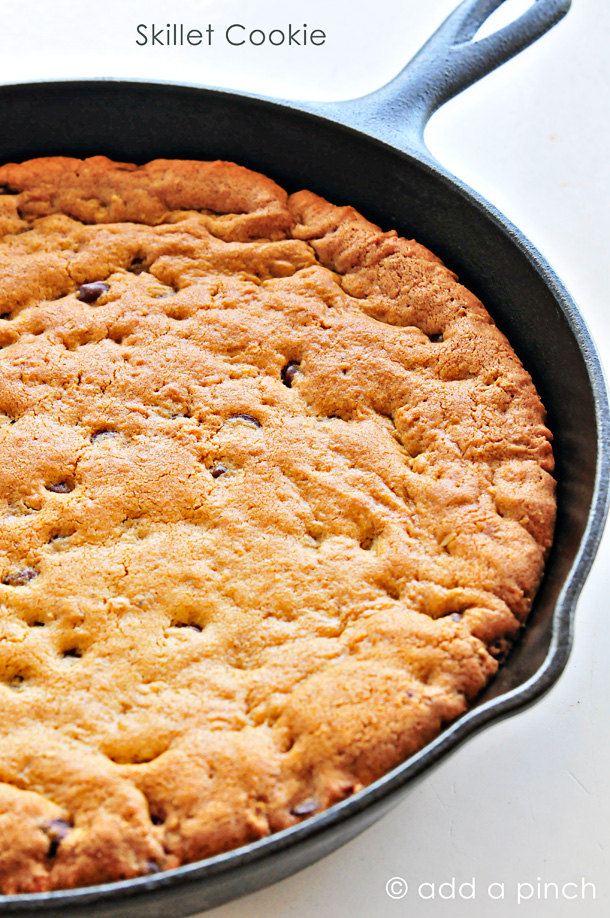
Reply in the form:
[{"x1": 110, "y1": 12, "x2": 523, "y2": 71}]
[{"x1": 0, "y1": 156, "x2": 555, "y2": 892}]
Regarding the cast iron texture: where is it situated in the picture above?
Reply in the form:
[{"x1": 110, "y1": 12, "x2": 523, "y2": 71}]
[{"x1": 0, "y1": 1, "x2": 607, "y2": 915}]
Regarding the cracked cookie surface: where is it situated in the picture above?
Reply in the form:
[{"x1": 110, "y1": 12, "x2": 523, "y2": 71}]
[{"x1": 0, "y1": 156, "x2": 555, "y2": 892}]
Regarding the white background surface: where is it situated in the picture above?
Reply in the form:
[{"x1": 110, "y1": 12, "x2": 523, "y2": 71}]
[{"x1": 0, "y1": 1, "x2": 608, "y2": 915}]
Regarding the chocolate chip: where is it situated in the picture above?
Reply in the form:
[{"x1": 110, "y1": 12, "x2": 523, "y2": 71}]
[
  {"x1": 428, "y1": 332, "x2": 444, "y2": 343},
  {"x1": 43, "y1": 818, "x2": 72, "y2": 858},
  {"x1": 229, "y1": 414, "x2": 261, "y2": 428},
  {"x1": 211, "y1": 464, "x2": 228, "y2": 479},
  {"x1": 290, "y1": 798, "x2": 320, "y2": 818},
  {"x1": 2, "y1": 567, "x2": 38, "y2": 587},
  {"x1": 281, "y1": 361, "x2": 300, "y2": 387},
  {"x1": 145, "y1": 861, "x2": 161, "y2": 874},
  {"x1": 48, "y1": 531, "x2": 71, "y2": 549},
  {"x1": 47, "y1": 839, "x2": 61, "y2": 858},
  {"x1": 45, "y1": 481, "x2": 73, "y2": 494},
  {"x1": 489, "y1": 637, "x2": 511, "y2": 662},
  {"x1": 77, "y1": 282, "x2": 109, "y2": 304},
  {"x1": 129, "y1": 258, "x2": 145, "y2": 275},
  {"x1": 45, "y1": 818, "x2": 71, "y2": 838}
]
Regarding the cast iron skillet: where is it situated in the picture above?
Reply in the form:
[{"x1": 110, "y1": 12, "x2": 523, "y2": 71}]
[{"x1": 0, "y1": 0, "x2": 608, "y2": 915}]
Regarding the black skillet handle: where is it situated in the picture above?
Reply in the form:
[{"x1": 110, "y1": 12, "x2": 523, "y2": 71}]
[{"x1": 307, "y1": 0, "x2": 571, "y2": 155}]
